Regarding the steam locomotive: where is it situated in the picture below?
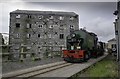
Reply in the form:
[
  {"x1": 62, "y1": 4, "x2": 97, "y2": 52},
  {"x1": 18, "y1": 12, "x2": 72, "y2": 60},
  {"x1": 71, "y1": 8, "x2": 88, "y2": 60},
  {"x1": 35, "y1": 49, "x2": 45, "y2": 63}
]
[{"x1": 63, "y1": 29, "x2": 105, "y2": 62}]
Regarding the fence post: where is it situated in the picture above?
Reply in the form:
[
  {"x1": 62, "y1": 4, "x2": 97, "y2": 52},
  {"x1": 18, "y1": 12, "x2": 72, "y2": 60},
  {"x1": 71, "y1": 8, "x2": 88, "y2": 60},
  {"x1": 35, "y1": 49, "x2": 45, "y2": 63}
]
[{"x1": 20, "y1": 46, "x2": 24, "y2": 62}]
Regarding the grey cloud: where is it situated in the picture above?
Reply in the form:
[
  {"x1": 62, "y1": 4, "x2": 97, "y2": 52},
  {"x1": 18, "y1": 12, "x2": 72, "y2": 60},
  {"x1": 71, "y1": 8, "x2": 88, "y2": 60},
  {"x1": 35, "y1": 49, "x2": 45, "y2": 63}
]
[
  {"x1": 84, "y1": 17, "x2": 115, "y2": 42},
  {"x1": 1, "y1": 2, "x2": 116, "y2": 42},
  {"x1": 15, "y1": 0, "x2": 118, "y2": 2}
]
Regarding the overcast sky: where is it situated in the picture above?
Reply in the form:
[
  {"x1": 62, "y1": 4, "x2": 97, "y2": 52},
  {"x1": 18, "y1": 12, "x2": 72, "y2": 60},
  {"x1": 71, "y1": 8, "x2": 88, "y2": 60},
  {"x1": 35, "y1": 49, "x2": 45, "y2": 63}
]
[{"x1": 1, "y1": 0, "x2": 117, "y2": 42}]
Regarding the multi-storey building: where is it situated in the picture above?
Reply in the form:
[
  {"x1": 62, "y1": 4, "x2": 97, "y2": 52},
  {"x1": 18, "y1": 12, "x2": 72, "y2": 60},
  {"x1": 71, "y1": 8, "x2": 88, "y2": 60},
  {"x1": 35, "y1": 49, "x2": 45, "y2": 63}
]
[
  {"x1": 0, "y1": 33, "x2": 3, "y2": 54},
  {"x1": 9, "y1": 10, "x2": 79, "y2": 60},
  {"x1": 107, "y1": 38, "x2": 116, "y2": 52},
  {"x1": 0, "y1": 33, "x2": 3, "y2": 45}
]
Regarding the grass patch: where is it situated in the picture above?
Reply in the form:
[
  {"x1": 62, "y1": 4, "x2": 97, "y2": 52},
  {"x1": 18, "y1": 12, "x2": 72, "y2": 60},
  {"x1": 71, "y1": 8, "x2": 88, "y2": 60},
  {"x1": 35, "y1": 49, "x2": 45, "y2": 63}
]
[
  {"x1": 87, "y1": 58, "x2": 118, "y2": 77},
  {"x1": 70, "y1": 55, "x2": 118, "y2": 78}
]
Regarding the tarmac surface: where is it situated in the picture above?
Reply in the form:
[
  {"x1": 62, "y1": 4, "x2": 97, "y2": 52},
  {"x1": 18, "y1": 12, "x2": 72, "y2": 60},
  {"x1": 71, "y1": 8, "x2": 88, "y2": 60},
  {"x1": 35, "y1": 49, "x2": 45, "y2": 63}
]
[
  {"x1": 2, "y1": 57, "x2": 63, "y2": 74},
  {"x1": 34, "y1": 54, "x2": 107, "y2": 77}
]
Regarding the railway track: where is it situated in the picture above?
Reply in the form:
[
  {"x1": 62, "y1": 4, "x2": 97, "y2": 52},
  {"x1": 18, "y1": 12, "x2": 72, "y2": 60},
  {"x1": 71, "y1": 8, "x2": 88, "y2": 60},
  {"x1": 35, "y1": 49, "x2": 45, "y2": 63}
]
[
  {"x1": 2, "y1": 62, "x2": 73, "y2": 79},
  {"x1": 2, "y1": 53, "x2": 108, "y2": 79}
]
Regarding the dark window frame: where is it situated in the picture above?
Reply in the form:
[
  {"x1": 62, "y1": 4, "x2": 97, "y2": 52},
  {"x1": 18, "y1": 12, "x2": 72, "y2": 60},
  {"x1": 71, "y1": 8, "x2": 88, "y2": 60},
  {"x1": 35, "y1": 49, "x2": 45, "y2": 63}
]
[
  {"x1": 38, "y1": 34, "x2": 40, "y2": 38},
  {"x1": 28, "y1": 15, "x2": 32, "y2": 19},
  {"x1": 55, "y1": 32, "x2": 58, "y2": 35},
  {"x1": 59, "y1": 34, "x2": 64, "y2": 39},
  {"x1": 29, "y1": 24, "x2": 31, "y2": 28},
  {"x1": 39, "y1": 25, "x2": 43, "y2": 28},
  {"x1": 16, "y1": 23, "x2": 20, "y2": 28}
]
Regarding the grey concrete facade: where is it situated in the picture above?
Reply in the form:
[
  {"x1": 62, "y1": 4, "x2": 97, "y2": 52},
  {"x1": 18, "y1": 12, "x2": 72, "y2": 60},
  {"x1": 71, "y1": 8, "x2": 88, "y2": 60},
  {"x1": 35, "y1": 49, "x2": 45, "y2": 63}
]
[
  {"x1": 0, "y1": 33, "x2": 3, "y2": 54},
  {"x1": 0, "y1": 33, "x2": 3, "y2": 45},
  {"x1": 114, "y1": 1, "x2": 120, "y2": 61},
  {"x1": 9, "y1": 10, "x2": 79, "y2": 60}
]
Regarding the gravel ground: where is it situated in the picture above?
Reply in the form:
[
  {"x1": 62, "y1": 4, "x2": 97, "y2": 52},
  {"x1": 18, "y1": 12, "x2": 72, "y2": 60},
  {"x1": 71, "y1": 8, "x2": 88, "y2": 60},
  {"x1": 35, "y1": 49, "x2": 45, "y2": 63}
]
[{"x1": 2, "y1": 57, "x2": 63, "y2": 74}]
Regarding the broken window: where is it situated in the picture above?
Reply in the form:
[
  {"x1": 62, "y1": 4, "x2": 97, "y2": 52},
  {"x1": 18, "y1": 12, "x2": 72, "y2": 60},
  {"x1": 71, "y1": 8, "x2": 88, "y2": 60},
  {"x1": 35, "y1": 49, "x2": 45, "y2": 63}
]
[
  {"x1": 38, "y1": 25, "x2": 43, "y2": 28},
  {"x1": 27, "y1": 23, "x2": 31, "y2": 28},
  {"x1": 38, "y1": 46, "x2": 42, "y2": 53},
  {"x1": 70, "y1": 25, "x2": 74, "y2": 29},
  {"x1": 38, "y1": 15, "x2": 43, "y2": 19},
  {"x1": 28, "y1": 15, "x2": 31, "y2": 19},
  {"x1": 38, "y1": 34, "x2": 40, "y2": 38},
  {"x1": 43, "y1": 21, "x2": 47, "y2": 25},
  {"x1": 55, "y1": 42, "x2": 58, "y2": 45},
  {"x1": 16, "y1": 15, "x2": 20, "y2": 19},
  {"x1": 59, "y1": 34, "x2": 64, "y2": 39},
  {"x1": 38, "y1": 46, "x2": 41, "y2": 48},
  {"x1": 35, "y1": 22, "x2": 38, "y2": 24},
  {"x1": 60, "y1": 25, "x2": 63, "y2": 26},
  {"x1": 49, "y1": 16, "x2": 53, "y2": 19},
  {"x1": 70, "y1": 16, "x2": 74, "y2": 20},
  {"x1": 16, "y1": 34, "x2": 20, "y2": 38},
  {"x1": 55, "y1": 22, "x2": 58, "y2": 25},
  {"x1": 59, "y1": 16, "x2": 64, "y2": 20},
  {"x1": 16, "y1": 23, "x2": 20, "y2": 28},
  {"x1": 27, "y1": 46, "x2": 31, "y2": 49},
  {"x1": 49, "y1": 25, "x2": 53, "y2": 29},
  {"x1": 44, "y1": 32, "x2": 47, "y2": 35},
  {"x1": 59, "y1": 25, "x2": 64, "y2": 30},
  {"x1": 29, "y1": 24, "x2": 31, "y2": 28},
  {"x1": 47, "y1": 18, "x2": 50, "y2": 21},
  {"x1": 74, "y1": 15, "x2": 78, "y2": 18},
  {"x1": 55, "y1": 32, "x2": 58, "y2": 35},
  {"x1": 27, "y1": 34, "x2": 31, "y2": 38},
  {"x1": 44, "y1": 42, "x2": 46, "y2": 44}
]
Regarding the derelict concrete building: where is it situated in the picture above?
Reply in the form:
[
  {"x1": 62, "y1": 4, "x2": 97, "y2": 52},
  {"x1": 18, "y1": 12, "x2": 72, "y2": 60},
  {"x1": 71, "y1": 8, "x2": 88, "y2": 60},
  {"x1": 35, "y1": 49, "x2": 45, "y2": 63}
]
[{"x1": 9, "y1": 10, "x2": 79, "y2": 60}]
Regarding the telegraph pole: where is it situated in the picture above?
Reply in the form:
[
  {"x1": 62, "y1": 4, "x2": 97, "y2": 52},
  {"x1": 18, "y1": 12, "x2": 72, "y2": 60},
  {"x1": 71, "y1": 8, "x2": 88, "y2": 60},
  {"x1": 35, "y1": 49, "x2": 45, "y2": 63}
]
[
  {"x1": 114, "y1": 1, "x2": 120, "y2": 62},
  {"x1": 117, "y1": 1, "x2": 120, "y2": 62}
]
